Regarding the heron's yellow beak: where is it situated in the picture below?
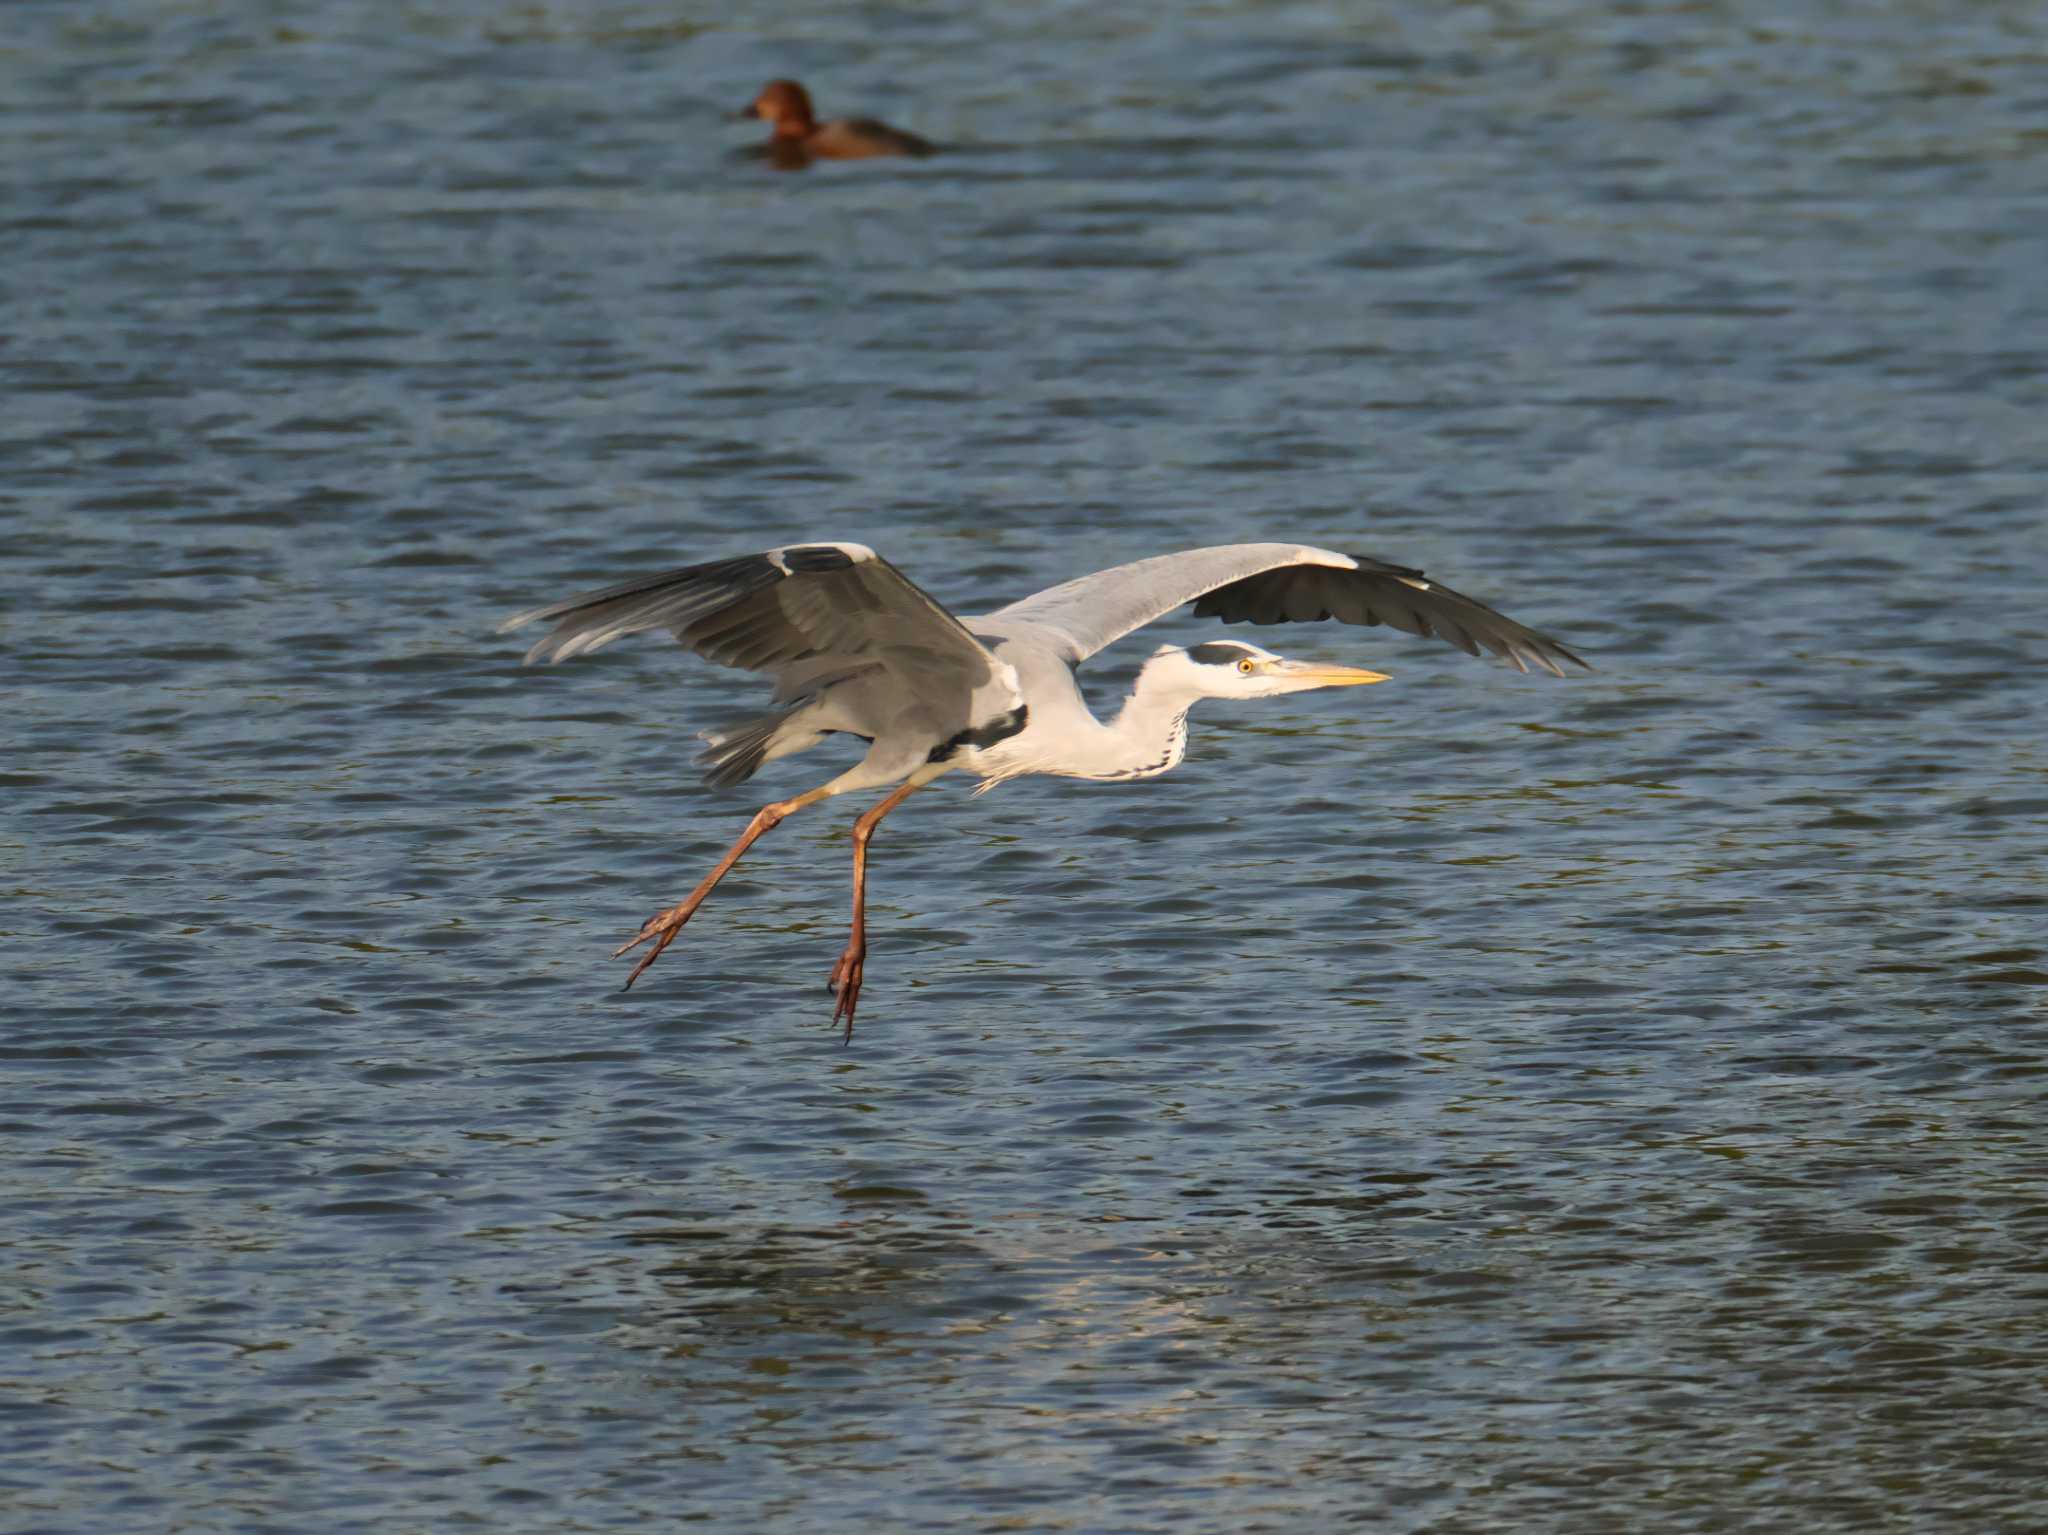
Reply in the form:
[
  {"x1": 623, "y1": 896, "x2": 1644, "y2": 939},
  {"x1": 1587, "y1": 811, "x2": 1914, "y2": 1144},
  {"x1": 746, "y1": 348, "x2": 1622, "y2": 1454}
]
[{"x1": 1272, "y1": 660, "x2": 1390, "y2": 688}]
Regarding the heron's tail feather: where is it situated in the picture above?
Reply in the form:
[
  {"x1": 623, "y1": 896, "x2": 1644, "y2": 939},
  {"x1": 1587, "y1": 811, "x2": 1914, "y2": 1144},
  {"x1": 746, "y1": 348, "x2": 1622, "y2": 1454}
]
[
  {"x1": 696, "y1": 712, "x2": 791, "y2": 789},
  {"x1": 695, "y1": 709, "x2": 835, "y2": 789}
]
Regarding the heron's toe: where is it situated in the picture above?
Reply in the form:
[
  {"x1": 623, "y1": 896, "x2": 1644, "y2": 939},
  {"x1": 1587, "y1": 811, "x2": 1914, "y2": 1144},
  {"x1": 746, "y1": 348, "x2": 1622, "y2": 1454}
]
[
  {"x1": 827, "y1": 950, "x2": 866, "y2": 1040},
  {"x1": 613, "y1": 906, "x2": 686, "y2": 958}
]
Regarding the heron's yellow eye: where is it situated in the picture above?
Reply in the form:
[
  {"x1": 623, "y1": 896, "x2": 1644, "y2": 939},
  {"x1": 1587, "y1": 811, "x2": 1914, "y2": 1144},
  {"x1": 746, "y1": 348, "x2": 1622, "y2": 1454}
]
[{"x1": 1236, "y1": 657, "x2": 1256, "y2": 675}]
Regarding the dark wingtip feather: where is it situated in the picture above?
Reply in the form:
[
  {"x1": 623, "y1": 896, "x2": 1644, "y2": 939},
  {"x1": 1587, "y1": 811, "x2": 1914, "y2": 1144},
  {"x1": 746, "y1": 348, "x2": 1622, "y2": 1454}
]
[
  {"x1": 1192, "y1": 554, "x2": 1589, "y2": 678},
  {"x1": 1533, "y1": 639, "x2": 1593, "y2": 676}
]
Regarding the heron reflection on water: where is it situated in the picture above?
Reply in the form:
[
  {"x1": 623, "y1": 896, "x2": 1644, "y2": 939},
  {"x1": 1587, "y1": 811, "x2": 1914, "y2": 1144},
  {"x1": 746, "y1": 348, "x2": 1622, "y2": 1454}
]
[{"x1": 501, "y1": 540, "x2": 1588, "y2": 1037}]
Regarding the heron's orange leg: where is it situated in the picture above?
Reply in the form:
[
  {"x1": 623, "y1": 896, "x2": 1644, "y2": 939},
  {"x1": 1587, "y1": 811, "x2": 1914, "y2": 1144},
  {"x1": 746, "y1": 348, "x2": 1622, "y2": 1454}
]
[
  {"x1": 614, "y1": 785, "x2": 833, "y2": 991},
  {"x1": 828, "y1": 777, "x2": 926, "y2": 1042}
]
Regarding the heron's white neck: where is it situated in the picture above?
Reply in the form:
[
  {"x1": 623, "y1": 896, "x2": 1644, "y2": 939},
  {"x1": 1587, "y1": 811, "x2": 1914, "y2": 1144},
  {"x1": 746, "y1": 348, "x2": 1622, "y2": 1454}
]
[{"x1": 1069, "y1": 662, "x2": 1210, "y2": 782}]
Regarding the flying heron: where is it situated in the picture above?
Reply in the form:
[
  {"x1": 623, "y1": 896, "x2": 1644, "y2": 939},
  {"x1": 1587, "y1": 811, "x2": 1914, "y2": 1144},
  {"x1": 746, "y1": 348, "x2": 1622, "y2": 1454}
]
[{"x1": 501, "y1": 540, "x2": 1587, "y2": 1037}]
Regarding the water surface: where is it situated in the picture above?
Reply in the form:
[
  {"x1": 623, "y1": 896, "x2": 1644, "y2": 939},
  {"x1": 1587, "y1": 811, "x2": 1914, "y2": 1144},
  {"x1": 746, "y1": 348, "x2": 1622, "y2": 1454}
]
[{"x1": 6, "y1": 1, "x2": 2046, "y2": 1529}]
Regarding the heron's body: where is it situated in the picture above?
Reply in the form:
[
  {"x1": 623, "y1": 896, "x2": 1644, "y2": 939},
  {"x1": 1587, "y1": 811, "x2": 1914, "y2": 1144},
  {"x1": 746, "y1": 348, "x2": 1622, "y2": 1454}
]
[
  {"x1": 501, "y1": 539, "x2": 1587, "y2": 1036},
  {"x1": 716, "y1": 623, "x2": 1192, "y2": 792},
  {"x1": 956, "y1": 630, "x2": 1187, "y2": 786}
]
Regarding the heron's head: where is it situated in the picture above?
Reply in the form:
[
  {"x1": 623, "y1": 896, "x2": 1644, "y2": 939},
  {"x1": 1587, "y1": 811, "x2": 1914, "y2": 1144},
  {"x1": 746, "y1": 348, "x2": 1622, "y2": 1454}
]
[{"x1": 1145, "y1": 640, "x2": 1389, "y2": 701}]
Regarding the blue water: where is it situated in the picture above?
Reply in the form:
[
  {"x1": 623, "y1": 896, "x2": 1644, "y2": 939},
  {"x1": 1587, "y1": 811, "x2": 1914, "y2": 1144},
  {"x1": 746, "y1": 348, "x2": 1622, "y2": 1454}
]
[{"x1": 6, "y1": 2, "x2": 2046, "y2": 1529}]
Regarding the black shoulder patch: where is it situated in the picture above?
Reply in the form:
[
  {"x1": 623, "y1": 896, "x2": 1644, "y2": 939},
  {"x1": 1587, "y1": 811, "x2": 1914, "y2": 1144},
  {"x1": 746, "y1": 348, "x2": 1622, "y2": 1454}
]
[
  {"x1": 927, "y1": 705, "x2": 1029, "y2": 763},
  {"x1": 1187, "y1": 642, "x2": 1251, "y2": 666},
  {"x1": 781, "y1": 544, "x2": 858, "y2": 574}
]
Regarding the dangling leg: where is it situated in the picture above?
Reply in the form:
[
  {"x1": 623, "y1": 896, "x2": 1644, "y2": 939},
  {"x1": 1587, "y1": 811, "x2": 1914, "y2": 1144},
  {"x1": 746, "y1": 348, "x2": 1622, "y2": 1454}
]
[
  {"x1": 613, "y1": 782, "x2": 837, "y2": 990},
  {"x1": 828, "y1": 772, "x2": 936, "y2": 1041}
]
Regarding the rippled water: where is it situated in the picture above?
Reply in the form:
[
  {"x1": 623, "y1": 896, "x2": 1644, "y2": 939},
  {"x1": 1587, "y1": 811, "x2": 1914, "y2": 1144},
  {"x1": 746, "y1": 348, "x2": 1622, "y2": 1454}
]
[{"x1": 8, "y1": 2, "x2": 2047, "y2": 1529}]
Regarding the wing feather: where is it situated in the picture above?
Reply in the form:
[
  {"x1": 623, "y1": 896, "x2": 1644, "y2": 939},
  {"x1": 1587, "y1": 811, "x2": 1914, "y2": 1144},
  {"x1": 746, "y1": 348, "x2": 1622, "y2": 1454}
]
[
  {"x1": 977, "y1": 542, "x2": 1586, "y2": 675},
  {"x1": 1192, "y1": 552, "x2": 1585, "y2": 675},
  {"x1": 498, "y1": 541, "x2": 999, "y2": 691}
]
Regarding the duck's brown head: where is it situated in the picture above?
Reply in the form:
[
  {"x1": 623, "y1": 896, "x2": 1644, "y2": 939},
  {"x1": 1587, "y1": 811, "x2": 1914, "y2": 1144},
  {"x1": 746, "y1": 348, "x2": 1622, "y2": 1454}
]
[{"x1": 743, "y1": 79, "x2": 817, "y2": 138}]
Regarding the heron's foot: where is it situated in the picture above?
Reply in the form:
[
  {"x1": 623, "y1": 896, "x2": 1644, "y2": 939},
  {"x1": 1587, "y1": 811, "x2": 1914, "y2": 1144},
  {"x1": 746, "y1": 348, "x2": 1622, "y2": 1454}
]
[
  {"x1": 613, "y1": 901, "x2": 699, "y2": 990},
  {"x1": 827, "y1": 943, "x2": 866, "y2": 1043}
]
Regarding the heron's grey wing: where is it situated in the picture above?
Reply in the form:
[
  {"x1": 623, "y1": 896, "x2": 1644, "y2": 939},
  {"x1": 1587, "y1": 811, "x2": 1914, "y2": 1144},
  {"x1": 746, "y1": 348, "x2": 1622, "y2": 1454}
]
[
  {"x1": 1193, "y1": 552, "x2": 1589, "y2": 677},
  {"x1": 976, "y1": 544, "x2": 1353, "y2": 663},
  {"x1": 498, "y1": 540, "x2": 999, "y2": 691},
  {"x1": 978, "y1": 542, "x2": 1586, "y2": 676}
]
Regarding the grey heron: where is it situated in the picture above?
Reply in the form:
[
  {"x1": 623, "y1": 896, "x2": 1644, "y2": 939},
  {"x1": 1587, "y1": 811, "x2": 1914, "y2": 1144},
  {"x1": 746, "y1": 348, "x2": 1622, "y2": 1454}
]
[{"x1": 501, "y1": 540, "x2": 1587, "y2": 1037}]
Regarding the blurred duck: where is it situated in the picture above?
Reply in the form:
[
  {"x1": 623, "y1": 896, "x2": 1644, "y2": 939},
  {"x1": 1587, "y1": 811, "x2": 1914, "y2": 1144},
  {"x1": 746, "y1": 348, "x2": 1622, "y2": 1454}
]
[{"x1": 740, "y1": 79, "x2": 937, "y2": 166}]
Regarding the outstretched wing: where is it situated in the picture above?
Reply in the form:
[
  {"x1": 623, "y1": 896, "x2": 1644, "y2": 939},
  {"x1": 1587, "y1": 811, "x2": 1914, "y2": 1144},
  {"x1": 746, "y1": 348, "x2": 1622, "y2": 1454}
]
[
  {"x1": 499, "y1": 540, "x2": 999, "y2": 694},
  {"x1": 976, "y1": 542, "x2": 1587, "y2": 677}
]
